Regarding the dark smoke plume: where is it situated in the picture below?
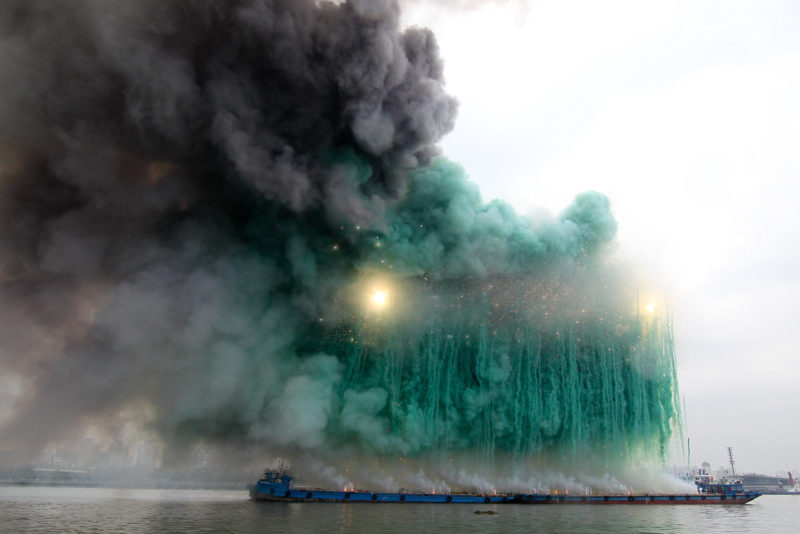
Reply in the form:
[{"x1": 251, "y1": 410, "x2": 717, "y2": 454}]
[
  {"x1": 1, "y1": 0, "x2": 455, "y2": 445},
  {"x1": 0, "y1": 0, "x2": 680, "y2": 490}
]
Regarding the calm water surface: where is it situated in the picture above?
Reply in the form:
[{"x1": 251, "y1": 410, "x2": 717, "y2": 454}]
[{"x1": 1, "y1": 486, "x2": 798, "y2": 533}]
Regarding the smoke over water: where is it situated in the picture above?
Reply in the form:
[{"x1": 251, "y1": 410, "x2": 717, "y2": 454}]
[{"x1": 0, "y1": 0, "x2": 682, "y2": 491}]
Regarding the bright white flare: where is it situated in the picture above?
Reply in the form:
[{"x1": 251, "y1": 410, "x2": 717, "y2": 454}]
[{"x1": 371, "y1": 290, "x2": 388, "y2": 308}]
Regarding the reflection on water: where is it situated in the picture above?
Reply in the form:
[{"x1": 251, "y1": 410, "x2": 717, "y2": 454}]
[{"x1": 1, "y1": 486, "x2": 797, "y2": 534}]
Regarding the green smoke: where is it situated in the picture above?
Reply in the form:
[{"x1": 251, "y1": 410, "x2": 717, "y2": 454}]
[{"x1": 241, "y1": 154, "x2": 681, "y2": 480}]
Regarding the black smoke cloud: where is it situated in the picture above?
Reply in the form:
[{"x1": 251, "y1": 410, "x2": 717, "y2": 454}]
[
  {"x1": 0, "y1": 0, "x2": 455, "y2": 453},
  {"x1": 0, "y1": 0, "x2": 622, "y2": 471}
]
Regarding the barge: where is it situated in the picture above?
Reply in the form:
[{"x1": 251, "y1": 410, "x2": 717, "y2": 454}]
[{"x1": 249, "y1": 470, "x2": 760, "y2": 505}]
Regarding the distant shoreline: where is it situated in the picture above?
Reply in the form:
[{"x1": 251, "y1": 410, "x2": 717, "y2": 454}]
[{"x1": 0, "y1": 480, "x2": 248, "y2": 491}]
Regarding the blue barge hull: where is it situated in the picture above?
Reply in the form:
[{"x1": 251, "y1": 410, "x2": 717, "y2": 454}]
[{"x1": 249, "y1": 472, "x2": 760, "y2": 505}]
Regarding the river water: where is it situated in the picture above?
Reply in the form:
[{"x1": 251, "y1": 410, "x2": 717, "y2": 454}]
[{"x1": 1, "y1": 486, "x2": 798, "y2": 533}]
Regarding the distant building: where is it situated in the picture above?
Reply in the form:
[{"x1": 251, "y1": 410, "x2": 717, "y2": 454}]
[
  {"x1": 134, "y1": 439, "x2": 162, "y2": 469},
  {"x1": 741, "y1": 473, "x2": 791, "y2": 492}
]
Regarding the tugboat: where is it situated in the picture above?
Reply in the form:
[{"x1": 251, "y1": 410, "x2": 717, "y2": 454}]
[
  {"x1": 685, "y1": 473, "x2": 759, "y2": 503},
  {"x1": 249, "y1": 469, "x2": 760, "y2": 504}
]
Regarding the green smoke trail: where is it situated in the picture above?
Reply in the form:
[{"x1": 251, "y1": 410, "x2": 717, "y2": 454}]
[{"x1": 335, "y1": 305, "x2": 680, "y2": 463}]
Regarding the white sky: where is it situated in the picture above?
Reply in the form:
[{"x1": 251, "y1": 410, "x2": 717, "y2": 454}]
[{"x1": 403, "y1": 0, "x2": 800, "y2": 475}]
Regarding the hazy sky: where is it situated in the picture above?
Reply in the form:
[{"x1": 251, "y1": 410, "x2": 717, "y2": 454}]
[{"x1": 404, "y1": 0, "x2": 800, "y2": 475}]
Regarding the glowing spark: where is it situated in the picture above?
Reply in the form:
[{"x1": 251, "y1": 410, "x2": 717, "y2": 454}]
[{"x1": 371, "y1": 290, "x2": 388, "y2": 308}]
